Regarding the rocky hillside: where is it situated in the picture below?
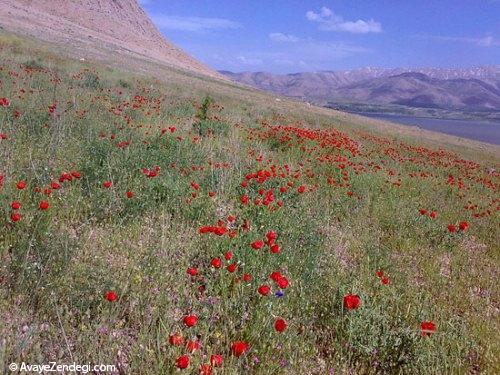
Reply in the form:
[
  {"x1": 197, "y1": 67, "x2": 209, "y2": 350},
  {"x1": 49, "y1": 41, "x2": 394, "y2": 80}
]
[{"x1": 0, "y1": 0, "x2": 224, "y2": 80}]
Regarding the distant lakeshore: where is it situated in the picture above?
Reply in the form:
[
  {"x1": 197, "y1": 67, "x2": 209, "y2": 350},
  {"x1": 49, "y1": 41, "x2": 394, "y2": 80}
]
[{"x1": 351, "y1": 112, "x2": 500, "y2": 145}]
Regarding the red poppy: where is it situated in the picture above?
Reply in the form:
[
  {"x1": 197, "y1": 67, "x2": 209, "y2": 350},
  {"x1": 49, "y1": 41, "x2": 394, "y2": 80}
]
[
  {"x1": 39, "y1": 201, "x2": 49, "y2": 210},
  {"x1": 429, "y1": 211, "x2": 438, "y2": 219},
  {"x1": 297, "y1": 185, "x2": 306, "y2": 193},
  {"x1": 251, "y1": 240, "x2": 264, "y2": 250},
  {"x1": 274, "y1": 318, "x2": 287, "y2": 332},
  {"x1": 104, "y1": 290, "x2": 118, "y2": 302},
  {"x1": 419, "y1": 208, "x2": 427, "y2": 215},
  {"x1": 224, "y1": 251, "x2": 233, "y2": 260},
  {"x1": 51, "y1": 181, "x2": 61, "y2": 190},
  {"x1": 70, "y1": 170, "x2": 81, "y2": 179},
  {"x1": 270, "y1": 244, "x2": 281, "y2": 253},
  {"x1": 343, "y1": 294, "x2": 361, "y2": 310},
  {"x1": 183, "y1": 315, "x2": 198, "y2": 327},
  {"x1": 0, "y1": 97, "x2": 10, "y2": 106},
  {"x1": 231, "y1": 341, "x2": 249, "y2": 357},
  {"x1": 176, "y1": 355, "x2": 190, "y2": 369},
  {"x1": 169, "y1": 333, "x2": 184, "y2": 346},
  {"x1": 11, "y1": 201, "x2": 21, "y2": 210},
  {"x1": 16, "y1": 180, "x2": 26, "y2": 190},
  {"x1": 258, "y1": 285, "x2": 271, "y2": 296},
  {"x1": 199, "y1": 364, "x2": 211, "y2": 375},
  {"x1": 208, "y1": 191, "x2": 216, "y2": 197},
  {"x1": 381, "y1": 277, "x2": 390, "y2": 285},
  {"x1": 210, "y1": 354, "x2": 223, "y2": 367},
  {"x1": 187, "y1": 267, "x2": 199, "y2": 276},
  {"x1": 211, "y1": 258, "x2": 222, "y2": 269},
  {"x1": 277, "y1": 276, "x2": 289, "y2": 289},
  {"x1": 186, "y1": 340, "x2": 201, "y2": 353},
  {"x1": 420, "y1": 321, "x2": 436, "y2": 337},
  {"x1": 126, "y1": 191, "x2": 134, "y2": 199},
  {"x1": 227, "y1": 263, "x2": 237, "y2": 273},
  {"x1": 447, "y1": 224, "x2": 457, "y2": 233},
  {"x1": 103, "y1": 181, "x2": 113, "y2": 188},
  {"x1": 375, "y1": 270, "x2": 384, "y2": 278},
  {"x1": 243, "y1": 273, "x2": 252, "y2": 282},
  {"x1": 11, "y1": 212, "x2": 22, "y2": 222},
  {"x1": 270, "y1": 271, "x2": 283, "y2": 282},
  {"x1": 459, "y1": 221, "x2": 469, "y2": 231}
]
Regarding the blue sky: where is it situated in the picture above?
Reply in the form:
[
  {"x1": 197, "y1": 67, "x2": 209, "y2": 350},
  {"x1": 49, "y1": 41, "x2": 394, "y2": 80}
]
[{"x1": 139, "y1": 0, "x2": 499, "y2": 74}]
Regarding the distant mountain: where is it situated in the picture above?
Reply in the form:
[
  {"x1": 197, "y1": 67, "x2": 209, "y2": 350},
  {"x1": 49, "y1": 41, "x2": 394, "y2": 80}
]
[{"x1": 221, "y1": 67, "x2": 500, "y2": 112}]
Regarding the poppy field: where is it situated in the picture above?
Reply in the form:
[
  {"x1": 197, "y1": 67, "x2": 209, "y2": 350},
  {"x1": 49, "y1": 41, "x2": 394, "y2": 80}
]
[{"x1": 0, "y1": 35, "x2": 499, "y2": 374}]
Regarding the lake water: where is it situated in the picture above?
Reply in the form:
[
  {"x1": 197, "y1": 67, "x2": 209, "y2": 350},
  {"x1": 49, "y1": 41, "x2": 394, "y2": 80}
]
[{"x1": 354, "y1": 112, "x2": 500, "y2": 145}]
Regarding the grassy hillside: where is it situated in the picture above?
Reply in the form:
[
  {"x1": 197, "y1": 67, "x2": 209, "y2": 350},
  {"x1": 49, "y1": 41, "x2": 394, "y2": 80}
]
[{"x1": 0, "y1": 33, "x2": 499, "y2": 374}]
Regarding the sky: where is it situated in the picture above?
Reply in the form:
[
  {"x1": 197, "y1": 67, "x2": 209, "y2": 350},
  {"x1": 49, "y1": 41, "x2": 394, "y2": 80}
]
[{"x1": 139, "y1": 0, "x2": 500, "y2": 74}]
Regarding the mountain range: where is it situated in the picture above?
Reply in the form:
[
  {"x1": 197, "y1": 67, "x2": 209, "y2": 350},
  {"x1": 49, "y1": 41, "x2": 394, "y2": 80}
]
[{"x1": 221, "y1": 67, "x2": 500, "y2": 112}]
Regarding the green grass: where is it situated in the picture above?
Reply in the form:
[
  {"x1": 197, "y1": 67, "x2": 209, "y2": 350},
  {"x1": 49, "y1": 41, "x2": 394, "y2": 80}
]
[{"x1": 0, "y1": 32, "x2": 499, "y2": 374}]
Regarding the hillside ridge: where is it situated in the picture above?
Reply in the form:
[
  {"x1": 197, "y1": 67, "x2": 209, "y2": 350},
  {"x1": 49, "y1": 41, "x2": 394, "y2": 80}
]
[{"x1": 0, "y1": 0, "x2": 225, "y2": 80}]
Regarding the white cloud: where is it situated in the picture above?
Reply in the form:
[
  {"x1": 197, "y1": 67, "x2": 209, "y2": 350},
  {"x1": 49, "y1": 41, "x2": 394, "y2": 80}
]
[
  {"x1": 151, "y1": 15, "x2": 242, "y2": 32},
  {"x1": 269, "y1": 32, "x2": 302, "y2": 43},
  {"x1": 428, "y1": 35, "x2": 498, "y2": 47},
  {"x1": 306, "y1": 7, "x2": 382, "y2": 34},
  {"x1": 236, "y1": 56, "x2": 263, "y2": 66}
]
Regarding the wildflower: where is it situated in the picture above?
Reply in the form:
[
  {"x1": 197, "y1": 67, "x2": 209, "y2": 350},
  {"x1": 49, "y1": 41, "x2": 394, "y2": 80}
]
[
  {"x1": 186, "y1": 340, "x2": 201, "y2": 353},
  {"x1": 103, "y1": 181, "x2": 113, "y2": 188},
  {"x1": 343, "y1": 294, "x2": 361, "y2": 310},
  {"x1": 11, "y1": 201, "x2": 21, "y2": 210},
  {"x1": 126, "y1": 191, "x2": 134, "y2": 198},
  {"x1": 420, "y1": 321, "x2": 436, "y2": 337},
  {"x1": 199, "y1": 364, "x2": 211, "y2": 375},
  {"x1": 231, "y1": 341, "x2": 249, "y2": 357},
  {"x1": 183, "y1": 315, "x2": 198, "y2": 327},
  {"x1": 16, "y1": 180, "x2": 26, "y2": 190},
  {"x1": 243, "y1": 273, "x2": 252, "y2": 282},
  {"x1": 211, "y1": 258, "x2": 222, "y2": 269},
  {"x1": 227, "y1": 263, "x2": 237, "y2": 273},
  {"x1": 251, "y1": 240, "x2": 264, "y2": 250},
  {"x1": 270, "y1": 244, "x2": 281, "y2": 253},
  {"x1": 381, "y1": 277, "x2": 390, "y2": 285},
  {"x1": 169, "y1": 333, "x2": 184, "y2": 346},
  {"x1": 39, "y1": 201, "x2": 49, "y2": 210},
  {"x1": 70, "y1": 170, "x2": 81, "y2": 179},
  {"x1": 187, "y1": 267, "x2": 199, "y2": 276},
  {"x1": 275, "y1": 319, "x2": 287, "y2": 332},
  {"x1": 447, "y1": 224, "x2": 457, "y2": 233},
  {"x1": 258, "y1": 285, "x2": 271, "y2": 296},
  {"x1": 104, "y1": 290, "x2": 118, "y2": 302},
  {"x1": 11, "y1": 212, "x2": 22, "y2": 222},
  {"x1": 176, "y1": 355, "x2": 190, "y2": 369},
  {"x1": 277, "y1": 276, "x2": 289, "y2": 289},
  {"x1": 210, "y1": 354, "x2": 223, "y2": 367},
  {"x1": 459, "y1": 221, "x2": 469, "y2": 231}
]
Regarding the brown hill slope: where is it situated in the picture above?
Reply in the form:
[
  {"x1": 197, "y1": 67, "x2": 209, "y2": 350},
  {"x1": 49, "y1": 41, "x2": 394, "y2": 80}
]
[{"x1": 0, "y1": 0, "x2": 224, "y2": 80}]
